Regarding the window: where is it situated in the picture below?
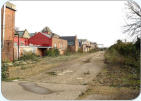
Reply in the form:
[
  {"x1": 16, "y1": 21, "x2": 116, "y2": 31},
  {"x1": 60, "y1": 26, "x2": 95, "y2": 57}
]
[
  {"x1": 60, "y1": 43, "x2": 63, "y2": 49},
  {"x1": 54, "y1": 43, "x2": 57, "y2": 48}
]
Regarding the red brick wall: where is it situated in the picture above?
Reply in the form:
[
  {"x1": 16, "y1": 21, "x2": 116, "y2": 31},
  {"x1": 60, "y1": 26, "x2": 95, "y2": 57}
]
[
  {"x1": 28, "y1": 32, "x2": 52, "y2": 46},
  {"x1": 74, "y1": 36, "x2": 79, "y2": 52},
  {"x1": 1, "y1": 7, "x2": 15, "y2": 61},
  {"x1": 1, "y1": 6, "x2": 4, "y2": 43},
  {"x1": 14, "y1": 37, "x2": 29, "y2": 46},
  {"x1": 52, "y1": 37, "x2": 68, "y2": 54}
]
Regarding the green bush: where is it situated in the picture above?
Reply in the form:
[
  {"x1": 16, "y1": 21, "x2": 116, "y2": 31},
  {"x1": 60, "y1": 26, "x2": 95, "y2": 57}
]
[
  {"x1": 64, "y1": 49, "x2": 75, "y2": 56},
  {"x1": 45, "y1": 48, "x2": 59, "y2": 57},
  {"x1": 2, "y1": 63, "x2": 9, "y2": 80},
  {"x1": 89, "y1": 49, "x2": 97, "y2": 53},
  {"x1": 105, "y1": 39, "x2": 140, "y2": 72},
  {"x1": 104, "y1": 48, "x2": 125, "y2": 65},
  {"x1": 19, "y1": 53, "x2": 39, "y2": 61},
  {"x1": 78, "y1": 48, "x2": 83, "y2": 53}
]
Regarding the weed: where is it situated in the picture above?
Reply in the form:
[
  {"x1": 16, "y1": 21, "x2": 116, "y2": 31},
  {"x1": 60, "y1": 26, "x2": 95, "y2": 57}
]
[
  {"x1": 45, "y1": 48, "x2": 59, "y2": 57},
  {"x1": 47, "y1": 72, "x2": 57, "y2": 75},
  {"x1": 19, "y1": 53, "x2": 39, "y2": 61},
  {"x1": 1, "y1": 63, "x2": 9, "y2": 81},
  {"x1": 84, "y1": 71, "x2": 90, "y2": 75}
]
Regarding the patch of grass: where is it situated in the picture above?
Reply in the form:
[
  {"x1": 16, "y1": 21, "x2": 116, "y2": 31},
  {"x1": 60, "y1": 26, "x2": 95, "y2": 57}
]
[
  {"x1": 104, "y1": 39, "x2": 140, "y2": 89},
  {"x1": 19, "y1": 53, "x2": 39, "y2": 61},
  {"x1": 3, "y1": 77, "x2": 21, "y2": 82},
  {"x1": 2, "y1": 62, "x2": 9, "y2": 81},
  {"x1": 45, "y1": 48, "x2": 59, "y2": 57},
  {"x1": 84, "y1": 71, "x2": 90, "y2": 75},
  {"x1": 47, "y1": 72, "x2": 57, "y2": 76},
  {"x1": 94, "y1": 66, "x2": 140, "y2": 89},
  {"x1": 89, "y1": 49, "x2": 98, "y2": 53},
  {"x1": 82, "y1": 83, "x2": 88, "y2": 85}
]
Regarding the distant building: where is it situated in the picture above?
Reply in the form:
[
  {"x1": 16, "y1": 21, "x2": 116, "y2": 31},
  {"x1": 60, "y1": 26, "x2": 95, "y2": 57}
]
[
  {"x1": 1, "y1": 2, "x2": 16, "y2": 61},
  {"x1": 14, "y1": 29, "x2": 30, "y2": 46},
  {"x1": 28, "y1": 32, "x2": 67, "y2": 56},
  {"x1": 14, "y1": 29, "x2": 32, "y2": 58},
  {"x1": 90, "y1": 42, "x2": 97, "y2": 50},
  {"x1": 78, "y1": 39, "x2": 91, "y2": 52},
  {"x1": 51, "y1": 33, "x2": 68, "y2": 55},
  {"x1": 60, "y1": 36, "x2": 79, "y2": 52}
]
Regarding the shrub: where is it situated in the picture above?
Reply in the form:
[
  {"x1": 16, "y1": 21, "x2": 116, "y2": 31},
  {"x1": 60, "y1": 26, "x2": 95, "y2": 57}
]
[
  {"x1": 89, "y1": 49, "x2": 97, "y2": 53},
  {"x1": 45, "y1": 48, "x2": 59, "y2": 57},
  {"x1": 104, "y1": 48, "x2": 125, "y2": 65},
  {"x1": 105, "y1": 39, "x2": 140, "y2": 72},
  {"x1": 19, "y1": 53, "x2": 39, "y2": 61},
  {"x1": 64, "y1": 49, "x2": 74, "y2": 56},
  {"x1": 78, "y1": 48, "x2": 83, "y2": 53},
  {"x1": 2, "y1": 63, "x2": 9, "y2": 80}
]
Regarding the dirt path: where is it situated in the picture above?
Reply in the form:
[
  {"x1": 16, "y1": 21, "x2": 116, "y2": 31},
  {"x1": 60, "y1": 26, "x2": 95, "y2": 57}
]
[
  {"x1": 2, "y1": 51, "x2": 106, "y2": 100},
  {"x1": 25, "y1": 51, "x2": 105, "y2": 84}
]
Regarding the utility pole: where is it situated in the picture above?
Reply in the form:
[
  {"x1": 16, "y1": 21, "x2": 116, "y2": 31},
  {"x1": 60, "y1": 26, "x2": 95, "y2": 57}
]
[
  {"x1": 15, "y1": 30, "x2": 20, "y2": 60},
  {"x1": 18, "y1": 33, "x2": 19, "y2": 60}
]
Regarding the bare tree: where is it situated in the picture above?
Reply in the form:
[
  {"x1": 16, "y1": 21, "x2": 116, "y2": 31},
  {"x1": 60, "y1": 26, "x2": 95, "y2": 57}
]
[{"x1": 124, "y1": 0, "x2": 141, "y2": 38}]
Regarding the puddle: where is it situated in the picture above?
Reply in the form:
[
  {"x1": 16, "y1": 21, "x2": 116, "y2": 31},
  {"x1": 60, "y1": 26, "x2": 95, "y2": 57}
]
[{"x1": 19, "y1": 82, "x2": 52, "y2": 95}]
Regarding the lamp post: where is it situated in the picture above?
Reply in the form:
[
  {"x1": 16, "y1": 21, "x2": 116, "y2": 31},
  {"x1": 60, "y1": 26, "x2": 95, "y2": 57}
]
[{"x1": 15, "y1": 32, "x2": 19, "y2": 60}]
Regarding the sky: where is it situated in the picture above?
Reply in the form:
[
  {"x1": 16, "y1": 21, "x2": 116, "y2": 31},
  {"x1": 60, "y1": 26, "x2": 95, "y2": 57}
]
[{"x1": 9, "y1": 0, "x2": 136, "y2": 47}]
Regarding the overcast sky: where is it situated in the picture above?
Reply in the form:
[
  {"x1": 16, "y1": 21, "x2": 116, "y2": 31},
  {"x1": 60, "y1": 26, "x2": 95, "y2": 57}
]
[{"x1": 10, "y1": 0, "x2": 139, "y2": 47}]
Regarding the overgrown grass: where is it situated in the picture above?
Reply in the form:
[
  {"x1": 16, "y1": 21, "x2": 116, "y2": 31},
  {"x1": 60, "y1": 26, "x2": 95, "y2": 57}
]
[
  {"x1": 19, "y1": 53, "x2": 39, "y2": 61},
  {"x1": 45, "y1": 48, "x2": 59, "y2": 57},
  {"x1": 104, "y1": 39, "x2": 140, "y2": 89}
]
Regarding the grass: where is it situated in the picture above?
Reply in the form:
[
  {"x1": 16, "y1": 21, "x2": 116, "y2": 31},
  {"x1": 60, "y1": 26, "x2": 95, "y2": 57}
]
[
  {"x1": 5, "y1": 51, "x2": 91, "y2": 79},
  {"x1": 77, "y1": 65, "x2": 140, "y2": 100},
  {"x1": 104, "y1": 41, "x2": 140, "y2": 90},
  {"x1": 84, "y1": 71, "x2": 90, "y2": 75},
  {"x1": 94, "y1": 65, "x2": 140, "y2": 89},
  {"x1": 47, "y1": 72, "x2": 57, "y2": 76}
]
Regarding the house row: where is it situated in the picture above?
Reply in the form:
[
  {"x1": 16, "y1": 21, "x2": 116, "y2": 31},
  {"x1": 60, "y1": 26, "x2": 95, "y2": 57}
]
[
  {"x1": 13, "y1": 28, "x2": 79, "y2": 57},
  {"x1": 14, "y1": 28, "x2": 97, "y2": 58},
  {"x1": 1, "y1": 2, "x2": 98, "y2": 61}
]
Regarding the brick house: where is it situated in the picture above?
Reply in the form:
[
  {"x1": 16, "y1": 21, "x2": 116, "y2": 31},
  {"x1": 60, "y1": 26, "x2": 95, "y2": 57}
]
[
  {"x1": 90, "y1": 42, "x2": 97, "y2": 50},
  {"x1": 28, "y1": 32, "x2": 67, "y2": 56},
  {"x1": 52, "y1": 34, "x2": 68, "y2": 55},
  {"x1": 60, "y1": 36, "x2": 79, "y2": 52},
  {"x1": 1, "y1": 2, "x2": 16, "y2": 61},
  {"x1": 78, "y1": 39, "x2": 91, "y2": 52},
  {"x1": 14, "y1": 29, "x2": 32, "y2": 58},
  {"x1": 14, "y1": 29, "x2": 30, "y2": 46}
]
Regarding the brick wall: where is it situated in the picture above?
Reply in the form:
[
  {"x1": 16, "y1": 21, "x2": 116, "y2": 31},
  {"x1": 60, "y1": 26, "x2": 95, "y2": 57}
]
[
  {"x1": 1, "y1": 6, "x2": 4, "y2": 44},
  {"x1": 74, "y1": 36, "x2": 79, "y2": 52},
  {"x1": 1, "y1": 5, "x2": 15, "y2": 61},
  {"x1": 52, "y1": 37, "x2": 67, "y2": 54}
]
